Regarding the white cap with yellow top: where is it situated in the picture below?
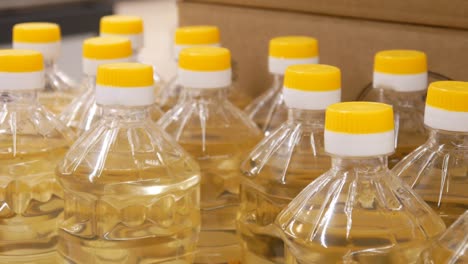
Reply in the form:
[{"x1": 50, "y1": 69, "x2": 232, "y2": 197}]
[
  {"x1": 82, "y1": 36, "x2": 133, "y2": 76},
  {"x1": 178, "y1": 47, "x2": 231, "y2": 89},
  {"x1": 283, "y1": 64, "x2": 341, "y2": 110},
  {"x1": 174, "y1": 26, "x2": 220, "y2": 59},
  {"x1": 100, "y1": 15, "x2": 144, "y2": 50},
  {"x1": 96, "y1": 63, "x2": 155, "y2": 106},
  {"x1": 373, "y1": 50, "x2": 428, "y2": 92},
  {"x1": 424, "y1": 81, "x2": 468, "y2": 132},
  {"x1": 325, "y1": 102, "x2": 395, "y2": 157},
  {"x1": 269, "y1": 36, "x2": 319, "y2": 75},
  {"x1": 13, "y1": 22, "x2": 61, "y2": 61},
  {"x1": 0, "y1": 49, "x2": 44, "y2": 90}
]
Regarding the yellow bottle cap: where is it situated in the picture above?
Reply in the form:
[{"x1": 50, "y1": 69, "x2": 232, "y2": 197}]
[
  {"x1": 0, "y1": 49, "x2": 44, "y2": 72},
  {"x1": 374, "y1": 50, "x2": 427, "y2": 74},
  {"x1": 175, "y1": 26, "x2": 220, "y2": 45},
  {"x1": 97, "y1": 63, "x2": 154, "y2": 88},
  {"x1": 326, "y1": 102, "x2": 394, "y2": 134},
  {"x1": 83, "y1": 37, "x2": 132, "y2": 60},
  {"x1": 269, "y1": 36, "x2": 318, "y2": 59},
  {"x1": 100, "y1": 15, "x2": 144, "y2": 35},
  {"x1": 284, "y1": 64, "x2": 340, "y2": 91},
  {"x1": 426, "y1": 81, "x2": 468, "y2": 112},
  {"x1": 13, "y1": 22, "x2": 61, "y2": 43},
  {"x1": 179, "y1": 47, "x2": 230, "y2": 71}
]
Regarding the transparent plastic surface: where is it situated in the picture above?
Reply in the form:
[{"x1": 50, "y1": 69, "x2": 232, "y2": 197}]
[
  {"x1": 276, "y1": 156, "x2": 446, "y2": 264},
  {"x1": 158, "y1": 87, "x2": 262, "y2": 263},
  {"x1": 56, "y1": 105, "x2": 201, "y2": 264},
  {"x1": 156, "y1": 75, "x2": 182, "y2": 112},
  {"x1": 358, "y1": 72, "x2": 450, "y2": 168},
  {"x1": 238, "y1": 109, "x2": 331, "y2": 264},
  {"x1": 59, "y1": 76, "x2": 163, "y2": 134},
  {"x1": 245, "y1": 75, "x2": 287, "y2": 136},
  {"x1": 40, "y1": 61, "x2": 80, "y2": 114},
  {"x1": 424, "y1": 210, "x2": 468, "y2": 264},
  {"x1": 0, "y1": 90, "x2": 74, "y2": 263},
  {"x1": 393, "y1": 129, "x2": 468, "y2": 226}
]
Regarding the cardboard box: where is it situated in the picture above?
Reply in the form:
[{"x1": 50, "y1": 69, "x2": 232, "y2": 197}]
[
  {"x1": 179, "y1": 1, "x2": 468, "y2": 100},
  {"x1": 186, "y1": 0, "x2": 468, "y2": 30}
]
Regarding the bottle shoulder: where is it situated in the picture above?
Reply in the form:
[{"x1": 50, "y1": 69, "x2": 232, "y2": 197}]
[
  {"x1": 0, "y1": 104, "x2": 74, "y2": 155},
  {"x1": 277, "y1": 169, "x2": 445, "y2": 244},
  {"x1": 241, "y1": 122, "x2": 329, "y2": 181},
  {"x1": 158, "y1": 100, "x2": 262, "y2": 140},
  {"x1": 392, "y1": 140, "x2": 468, "y2": 194},
  {"x1": 57, "y1": 120, "x2": 200, "y2": 186}
]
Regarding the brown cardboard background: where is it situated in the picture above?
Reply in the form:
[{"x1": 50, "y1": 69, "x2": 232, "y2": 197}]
[
  {"x1": 184, "y1": 0, "x2": 468, "y2": 30},
  {"x1": 179, "y1": 2, "x2": 468, "y2": 101}
]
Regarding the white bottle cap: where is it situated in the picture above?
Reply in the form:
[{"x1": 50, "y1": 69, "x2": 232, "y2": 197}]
[
  {"x1": 82, "y1": 37, "x2": 133, "y2": 76},
  {"x1": 12, "y1": 22, "x2": 61, "y2": 61},
  {"x1": 283, "y1": 64, "x2": 341, "y2": 110},
  {"x1": 268, "y1": 36, "x2": 319, "y2": 75},
  {"x1": 178, "y1": 46, "x2": 232, "y2": 89},
  {"x1": 373, "y1": 50, "x2": 428, "y2": 92},
  {"x1": 424, "y1": 81, "x2": 468, "y2": 132},
  {"x1": 325, "y1": 102, "x2": 395, "y2": 157},
  {"x1": 0, "y1": 49, "x2": 45, "y2": 90},
  {"x1": 96, "y1": 63, "x2": 155, "y2": 107},
  {"x1": 100, "y1": 15, "x2": 145, "y2": 50}
]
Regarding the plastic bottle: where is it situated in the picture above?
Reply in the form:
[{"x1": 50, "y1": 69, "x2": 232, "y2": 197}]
[
  {"x1": 425, "y1": 210, "x2": 468, "y2": 263},
  {"x1": 158, "y1": 47, "x2": 262, "y2": 263},
  {"x1": 100, "y1": 15, "x2": 164, "y2": 90},
  {"x1": 59, "y1": 37, "x2": 163, "y2": 134},
  {"x1": 157, "y1": 25, "x2": 220, "y2": 111},
  {"x1": 358, "y1": 50, "x2": 430, "y2": 168},
  {"x1": 13, "y1": 22, "x2": 78, "y2": 114},
  {"x1": 393, "y1": 81, "x2": 468, "y2": 226},
  {"x1": 0, "y1": 50, "x2": 74, "y2": 263},
  {"x1": 238, "y1": 64, "x2": 341, "y2": 264},
  {"x1": 245, "y1": 36, "x2": 319, "y2": 136},
  {"x1": 56, "y1": 62, "x2": 201, "y2": 264},
  {"x1": 276, "y1": 101, "x2": 446, "y2": 264}
]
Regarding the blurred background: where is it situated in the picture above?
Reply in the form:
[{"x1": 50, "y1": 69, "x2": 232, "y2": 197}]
[{"x1": 0, "y1": 0, "x2": 177, "y2": 82}]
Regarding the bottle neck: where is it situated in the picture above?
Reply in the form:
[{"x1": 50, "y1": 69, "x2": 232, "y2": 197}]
[
  {"x1": 44, "y1": 59, "x2": 58, "y2": 72},
  {"x1": 287, "y1": 108, "x2": 325, "y2": 130},
  {"x1": 428, "y1": 128, "x2": 468, "y2": 148},
  {"x1": 133, "y1": 48, "x2": 142, "y2": 60},
  {"x1": 184, "y1": 87, "x2": 229, "y2": 102},
  {"x1": 0, "y1": 89, "x2": 38, "y2": 106},
  {"x1": 102, "y1": 105, "x2": 151, "y2": 122},
  {"x1": 82, "y1": 75, "x2": 96, "y2": 91},
  {"x1": 271, "y1": 73, "x2": 284, "y2": 90},
  {"x1": 331, "y1": 156, "x2": 388, "y2": 175}
]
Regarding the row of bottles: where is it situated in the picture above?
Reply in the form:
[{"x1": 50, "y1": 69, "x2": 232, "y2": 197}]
[{"x1": 0, "y1": 14, "x2": 465, "y2": 264}]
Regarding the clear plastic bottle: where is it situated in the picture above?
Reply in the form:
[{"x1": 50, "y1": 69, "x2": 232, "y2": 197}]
[
  {"x1": 358, "y1": 50, "x2": 432, "y2": 168},
  {"x1": 393, "y1": 81, "x2": 468, "y2": 227},
  {"x1": 59, "y1": 36, "x2": 163, "y2": 134},
  {"x1": 0, "y1": 50, "x2": 74, "y2": 263},
  {"x1": 238, "y1": 64, "x2": 341, "y2": 264},
  {"x1": 100, "y1": 15, "x2": 165, "y2": 91},
  {"x1": 13, "y1": 22, "x2": 79, "y2": 114},
  {"x1": 158, "y1": 47, "x2": 262, "y2": 263},
  {"x1": 425, "y1": 210, "x2": 468, "y2": 263},
  {"x1": 276, "y1": 102, "x2": 446, "y2": 264},
  {"x1": 245, "y1": 36, "x2": 319, "y2": 136},
  {"x1": 56, "y1": 62, "x2": 201, "y2": 264}
]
